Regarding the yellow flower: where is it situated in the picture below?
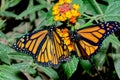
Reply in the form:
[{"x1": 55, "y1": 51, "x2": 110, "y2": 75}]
[
  {"x1": 71, "y1": 10, "x2": 77, "y2": 16},
  {"x1": 65, "y1": 0, "x2": 72, "y2": 3},
  {"x1": 71, "y1": 10, "x2": 80, "y2": 17},
  {"x1": 65, "y1": 11, "x2": 72, "y2": 18},
  {"x1": 73, "y1": 4, "x2": 80, "y2": 10},
  {"x1": 64, "y1": 37, "x2": 70, "y2": 45},
  {"x1": 61, "y1": 13, "x2": 67, "y2": 21},
  {"x1": 59, "y1": 0, "x2": 65, "y2": 4},
  {"x1": 52, "y1": 0, "x2": 81, "y2": 24},
  {"x1": 68, "y1": 43, "x2": 75, "y2": 51},
  {"x1": 54, "y1": 14, "x2": 60, "y2": 21},
  {"x1": 52, "y1": 9, "x2": 59, "y2": 15},
  {"x1": 52, "y1": 4, "x2": 58, "y2": 11}
]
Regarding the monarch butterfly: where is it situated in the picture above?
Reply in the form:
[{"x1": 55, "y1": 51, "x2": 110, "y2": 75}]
[
  {"x1": 13, "y1": 26, "x2": 70, "y2": 68},
  {"x1": 13, "y1": 21, "x2": 120, "y2": 68}
]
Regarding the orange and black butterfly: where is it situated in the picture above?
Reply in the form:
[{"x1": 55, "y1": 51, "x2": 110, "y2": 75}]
[
  {"x1": 13, "y1": 26, "x2": 70, "y2": 68},
  {"x1": 13, "y1": 21, "x2": 120, "y2": 68}
]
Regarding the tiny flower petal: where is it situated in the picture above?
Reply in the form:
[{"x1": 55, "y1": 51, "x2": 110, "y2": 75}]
[
  {"x1": 52, "y1": 4, "x2": 59, "y2": 10},
  {"x1": 70, "y1": 16, "x2": 76, "y2": 24},
  {"x1": 68, "y1": 43, "x2": 75, "y2": 51},
  {"x1": 54, "y1": 15, "x2": 60, "y2": 21},
  {"x1": 52, "y1": 9, "x2": 59, "y2": 15},
  {"x1": 65, "y1": 0, "x2": 72, "y2": 3},
  {"x1": 71, "y1": 10, "x2": 78, "y2": 16},
  {"x1": 59, "y1": 0, "x2": 65, "y2": 4},
  {"x1": 73, "y1": 4, "x2": 80, "y2": 10},
  {"x1": 65, "y1": 11, "x2": 72, "y2": 18}
]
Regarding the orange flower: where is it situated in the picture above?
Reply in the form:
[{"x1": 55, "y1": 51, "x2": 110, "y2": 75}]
[
  {"x1": 52, "y1": 0, "x2": 81, "y2": 24},
  {"x1": 56, "y1": 28, "x2": 75, "y2": 52},
  {"x1": 70, "y1": 16, "x2": 76, "y2": 24}
]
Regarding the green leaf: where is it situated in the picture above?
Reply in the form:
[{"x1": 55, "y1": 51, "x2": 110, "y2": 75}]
[
  {"x1": 80, "y1": 59, "x2": 92, "y2": 74},
  {"x1": 35, "y1": 76, "x2": 42, "y2": 80},
  {"x1": 0, "y1": 31, "x2": 7, "y2": 39},
  {"x1": 0, "y1": 65, "x2": 21, "y2": 80},
  {"x1": 0, "y1": 52, "x2": 10, "y2": 64},
  {"x1": 45, "y1": 9, "x2": 54, "y2": 26},
  {"x1": 0, "y1": 43, "x2": 13, "y2": 53},
  {"x1": 62, "y1": 56, "x2": 79, "y2": 79},
  {"x1": 93, "y1": 35, "x2": 115, "y2": 67},
  {"x1": 0, "y1": 43, "x2": 13, "y2": 64},
  {"x1": 0, "y1": 11, "x2": 18, "y2": 18},
  {"x1": 35, "y1": 11, "x2": 48, "y2": 30},
  {"x1": 8, "y1": 0, "x2": 21, "y2": 8},
  {"x1": 11, "y1": 62, "x2": 36, "y2": 75},
  {"x1": 28, "y1": 0, "x2": 36, "y2": 22},
  {"x1": 38, "y1": 10, "x2": 47, "y2": 18},
  {"x1": 11, "y1": 62, "x2": 32, "y2": 70},
  {"x1": 1, "y1": 0, "x2": 21, "y2": 10},
  {"x1": 110, "y1": 53, "x2": 120, "y2": 79},
  {"x1": 0, "y1": 65, "x2": 19, "y2": 73},
  {"x1": 36, "y1": 9, "x2": 54, "y2": 30},
  {"x1": 0, "y1": 20, "x2": 6, "y2": 30},
  {"x1": 82, "y1": 0, "x2": 99, "y2": 15},
  {"x1": 16, "y1": 5, "x2": 47, "y2": 19},
  {"x1": 104, "y1": 0, "x2": 120, "y2": 4},
  {"x1": 25, "y1": 66, "x2": 36, "y2": 74},
  {"x1": 94, "y1": 34, "x2": 120, "y2": 67},
  {"x1": 109, "y1": 43, "x2": 120, "y2": 79},
  {"x1": 93, "y1": 48, "x2": 107, "y2": 67},
  {"x1": 104, "y1": 1, "x2": 120, "y2": 21},
  {"x1": 108, "y1": 35, "x2": 120, "y2": 47},
  {"x1": 36, "y1": 0, "x2": 47, "y2": 4},
  {"x1": 0, "y1": 71, "x2": 20, "y2": 80},
  {"x1": 80, "y1": 21, "x2": 93, "y2": 28},
  {"x1": 38, "y1": 66, "x2": 59, "y2": 80},
  {"x1": 8, "y1": 52, "x2": 32, "y2": 61},
  {"x1": 99, "y1": 3, "x2": 107, "y2": 13},
  {"x1": 103, "y1": 35, "x2": 120, "y2": 47}
]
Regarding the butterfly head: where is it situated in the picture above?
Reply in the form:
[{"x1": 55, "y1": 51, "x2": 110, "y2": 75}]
[
  {"x1": 48, "y1": 25, "x2": 56, "y2": 31},
  {"x1": 70, "y1": 31, "x2": 80, "y2": 41}
]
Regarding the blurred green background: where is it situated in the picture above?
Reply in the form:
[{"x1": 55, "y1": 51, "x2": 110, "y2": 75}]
[{"x1": 0, "y1": 0, "x2": 120, "y2": 80}]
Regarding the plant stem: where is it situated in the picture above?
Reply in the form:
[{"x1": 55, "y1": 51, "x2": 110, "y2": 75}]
[
  {"x1": 93, "y1": 0, "x2": 104, "y2": 15},
  {"x1": 1, "y1": 0, "x2": 5, "y2": 10}
]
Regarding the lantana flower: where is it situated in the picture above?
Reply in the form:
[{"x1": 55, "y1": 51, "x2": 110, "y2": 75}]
[
  {"x1": 52, "y1": 0, "x2": 81, "y2": 24},
  {"x1": 56, "y1": 28, "x2": 75, "y2": 52}
]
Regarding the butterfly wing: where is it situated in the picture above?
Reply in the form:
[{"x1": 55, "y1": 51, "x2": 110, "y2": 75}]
[
  {"x1": 13, "y1": 27, "x2": 70, "y2": 68},
  {"x1": 73, "y1": 21, "x2": 120, "y2": 59}
]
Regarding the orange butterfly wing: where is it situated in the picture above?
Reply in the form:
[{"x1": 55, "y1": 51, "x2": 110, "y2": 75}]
[
  {"x1": 13, "y1": 27, "x2": 70, "y2": 68},
  {"x1": 72, "y1": 21, "x2": 120, "y2": 59}
]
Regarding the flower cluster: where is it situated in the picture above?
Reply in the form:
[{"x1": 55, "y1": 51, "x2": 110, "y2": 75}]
[
  {"x1": 52, "y1": 0, "x2": 81, "y2": 24},
  {"x1": 56, "y1": 28, "x2": 74, "y2": 52}
]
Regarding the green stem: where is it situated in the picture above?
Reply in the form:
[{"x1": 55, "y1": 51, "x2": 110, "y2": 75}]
[
  {"x1": 82, "y1": 13, "x2": 91, "y2": 19},
  {"x1": 83, "y1": 13, "x2": 102, "y2": 21},
  {"x1": 93, "y1": 0, "x2": 104, "y2": 15},
  {"x1": 1, "y1": 0, "x2": 5, "y2": 10}
]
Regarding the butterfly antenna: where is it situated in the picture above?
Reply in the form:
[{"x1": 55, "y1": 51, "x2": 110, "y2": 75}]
[{"x1": 89, "y1": 58, "x2": 104, "y2": 80}]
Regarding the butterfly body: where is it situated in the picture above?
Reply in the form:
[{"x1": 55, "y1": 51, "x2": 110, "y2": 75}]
[{"x1": 13, "y1": 21, "x2": 120, "y2": 67}]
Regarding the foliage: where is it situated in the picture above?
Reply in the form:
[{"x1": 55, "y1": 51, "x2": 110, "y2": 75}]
[{"x1": 0, "y1": 0, "x2": 120, "y2": 80}]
